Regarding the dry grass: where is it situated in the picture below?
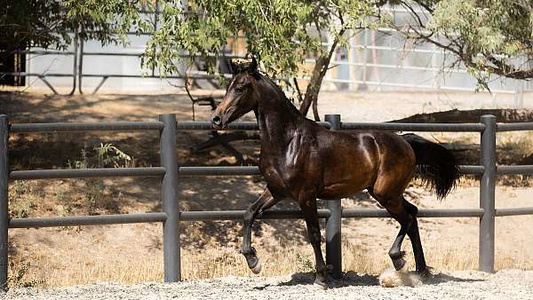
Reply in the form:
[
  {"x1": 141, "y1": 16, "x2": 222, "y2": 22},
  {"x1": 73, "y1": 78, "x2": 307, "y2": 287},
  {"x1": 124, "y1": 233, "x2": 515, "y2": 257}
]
[
  {"x1": 6, "y1": 157, "x2": 533, "y2": 290},
  {"x1": 8, "y1": 250, "x2": 164, "y2": 288},
  {"x1": 3, "y1": 91, "x2": 533, "y2": 289},
  {"x1": 8, "y1": 236, "x2": 532, "y2": 289}
]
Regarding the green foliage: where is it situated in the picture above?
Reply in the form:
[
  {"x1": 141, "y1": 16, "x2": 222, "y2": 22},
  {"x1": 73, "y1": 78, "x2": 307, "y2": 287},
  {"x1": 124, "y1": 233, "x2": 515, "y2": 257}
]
[
  {"x1": 64, "y1": 0, "x2": 154, "y2": 45},
  {"x1": 9, "y1": 181, "x2": 38, "y2": 219},
  {"x1": 67, "y1": 143, "x2": 133, "y2": 215},
  {"x1": 0, "y1": 0, "x2": 69, "y2": 50},
  {"x1": 143, "y1": 0, "x2": 381, "y2": 82},
  {"x1": 5, "y1": 0, "x2": 530, "y2": 90},
  {"x1": 3, "y1": 0, "x2": 385, "y2": 106},
  {"x1": 396, "y1": 0, "x2": 533, "y2": 83},
  {"x1": 1, "y1": 0, "x2": 152, "y2": 55},
  {"x1": 429, "y1": 0, "x2": 531, "y2": 57},
  {"x1": 94, "y1": 143, "x2": 135, "y2": 168},
  {"x1": 67, "y1": 143, "x2": 135, "y2": 169}
]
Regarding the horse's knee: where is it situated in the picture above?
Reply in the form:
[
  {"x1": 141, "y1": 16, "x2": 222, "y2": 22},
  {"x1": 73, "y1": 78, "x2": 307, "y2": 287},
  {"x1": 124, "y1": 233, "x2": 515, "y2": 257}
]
[
  {"x1": 309, "y1": 234, "x2": 321, "y2": 245},
  {"x1": 403, "y1": 200, "x2": 419, "y2": 216},
  {"x1": 306, "y1": 226, "x2": 322, "y2": 245},
  {"x1": 243, "y1": 210, "x2": 255, "y2": 224}
]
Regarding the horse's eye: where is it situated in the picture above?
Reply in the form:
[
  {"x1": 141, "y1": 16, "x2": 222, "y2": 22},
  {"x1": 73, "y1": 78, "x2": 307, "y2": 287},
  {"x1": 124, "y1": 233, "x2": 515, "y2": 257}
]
[{"x1": 235, "y1": 86, "x2": 244, "y2": 93}]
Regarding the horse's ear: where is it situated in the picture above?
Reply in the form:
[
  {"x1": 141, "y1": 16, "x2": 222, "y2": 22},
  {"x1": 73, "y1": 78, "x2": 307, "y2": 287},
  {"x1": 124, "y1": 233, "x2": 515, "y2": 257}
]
[
  {"x1": 230, "y1": 60, "x2": 239, "y2": 75},
  {"x1": 249, "y1": 56, "x2": 258, "y2": 73},
  {"x1": 247, "y1": 55, "x2": 261, "y2": 79}
]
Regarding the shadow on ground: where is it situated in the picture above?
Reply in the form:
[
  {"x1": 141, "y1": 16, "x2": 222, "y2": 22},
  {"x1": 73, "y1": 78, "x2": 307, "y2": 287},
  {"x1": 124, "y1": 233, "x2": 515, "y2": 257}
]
[
  {"x1": 276, "y1": 271, "x2": 379, "y2": 287},
  {"x1": 271, "y1": 269, "x2": 485, "y2": 289}
]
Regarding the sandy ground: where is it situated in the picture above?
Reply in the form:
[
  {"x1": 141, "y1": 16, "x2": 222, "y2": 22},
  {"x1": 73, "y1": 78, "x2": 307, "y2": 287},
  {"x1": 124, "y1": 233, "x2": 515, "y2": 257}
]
[
  {"x1": 4, "y1": 270, "x2": 533, "y2": 300},
  {"x1": 1, "y1": 88, "x2": 533, "y2": 295},
  {"x1": 316, "y1": 90, "x2": 533, "y2": 122}
]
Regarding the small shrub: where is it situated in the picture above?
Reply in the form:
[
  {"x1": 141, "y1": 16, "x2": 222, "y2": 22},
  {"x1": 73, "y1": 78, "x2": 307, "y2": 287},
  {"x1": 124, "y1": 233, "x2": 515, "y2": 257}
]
[
  {"x1": 94, "y1": 143, "x2": 135, "y2": 168},
  {"x1": 66, "y1": 143, "x2": 135, "y2": 215},
  {"x1": 9, "y1": 181, "x2": 38, "y2": 218}
]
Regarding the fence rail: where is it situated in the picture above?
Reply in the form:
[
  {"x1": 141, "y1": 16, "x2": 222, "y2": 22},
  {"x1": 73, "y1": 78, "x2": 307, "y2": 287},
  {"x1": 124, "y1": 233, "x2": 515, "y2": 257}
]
[
  {"x1": 1, "y1": 113, "x2": 533, "y2": 289},
  {"x1": 6, "y1": 22, "x2": 531, "y2": 98}
]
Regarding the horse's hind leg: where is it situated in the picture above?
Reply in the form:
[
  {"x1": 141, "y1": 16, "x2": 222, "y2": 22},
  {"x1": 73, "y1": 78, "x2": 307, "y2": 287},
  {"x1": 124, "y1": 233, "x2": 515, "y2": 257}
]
[
  {"x1": 387, "y1": 213, "x2": 409, "y2": 271},
  {"x1": 370, "y1": 189, "x2": 428, "y2": 274},
  {"x1": 403, "y1": 200, "x2": 428, "y2": 274},
  {"x1": 387, "y1": 198, "x2": 427, "y2": 273},
  {"x1": 241, "y1": 188, "x2": 280, "y2": 273},
  {"x1": 298, "y1": 195, "x2": 328, "y2": 288}
]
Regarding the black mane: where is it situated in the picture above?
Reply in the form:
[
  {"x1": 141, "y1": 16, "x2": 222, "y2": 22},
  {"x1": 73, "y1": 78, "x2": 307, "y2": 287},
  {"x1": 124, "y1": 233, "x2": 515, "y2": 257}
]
[
  {"x1": 230, "y1": 61, "x2": 303, "y2": 118},
  {"x1": 257, "y1": 73, "x2": 303, "y2": 118}
]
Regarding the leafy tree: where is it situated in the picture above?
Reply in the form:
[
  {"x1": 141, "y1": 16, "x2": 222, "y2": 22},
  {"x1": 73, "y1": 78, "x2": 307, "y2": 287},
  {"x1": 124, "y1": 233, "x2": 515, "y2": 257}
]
[
  {"x1": 0, "y1": 0, "x2": 151, "y2": 58},
  {"x1": 1, "y1": 0, "x2": 152, "y2": 90},
  {"x1": 0, "y1": 0, "x2": 68, "y2": 53},
  {"x1": 63, "y1": 0, "x2": 153, "y2": 45},
  {"x1": 143, "y1": 0, "x2": 383, "y2": 120},
  {"x1": 4, "y1": 1, "x2": 530, "y2": 98},
  {"x1": 390, "y1": 0, "x2": 533, "y2": 87}
]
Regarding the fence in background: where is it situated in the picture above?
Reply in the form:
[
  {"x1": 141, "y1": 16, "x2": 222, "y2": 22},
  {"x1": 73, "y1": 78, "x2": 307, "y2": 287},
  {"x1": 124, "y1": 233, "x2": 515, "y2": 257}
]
[
  {"x1": 2, "y1": 4, "x2": 531, "y2": 100},
  {"x1": 13, "y1": 34, "x2": 531, "y2": 102},
  {"x1": 1, "y1": 113, "x2": 533, "y2": 289}
]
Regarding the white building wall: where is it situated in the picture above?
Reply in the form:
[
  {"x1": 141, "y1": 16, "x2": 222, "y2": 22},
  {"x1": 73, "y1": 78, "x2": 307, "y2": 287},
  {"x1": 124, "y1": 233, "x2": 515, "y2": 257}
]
[{"x1": 25, "y1": 6, "x2": 531, "y2": 97}]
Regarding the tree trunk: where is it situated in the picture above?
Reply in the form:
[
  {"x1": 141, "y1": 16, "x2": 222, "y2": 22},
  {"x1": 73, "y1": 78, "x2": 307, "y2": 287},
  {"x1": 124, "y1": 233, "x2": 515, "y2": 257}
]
[
  {"x1": 299, "y1": 30, "x2": 344, "y2": 121},
  {"x1": 300, "y1": 56, "x2": 329, "y2": 121}
]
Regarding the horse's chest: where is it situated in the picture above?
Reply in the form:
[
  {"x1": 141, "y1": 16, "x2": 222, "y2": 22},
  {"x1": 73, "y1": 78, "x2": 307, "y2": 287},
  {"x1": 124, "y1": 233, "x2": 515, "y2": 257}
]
[
  {"x1": 259, "y1": 144, "x2": 320, "y2": 192},
  {"x1": 260, "y1": 163, "x2": 302, "y2": 196},
  {"x1": 259, "y1": 156, "x2": 286, "y2": 185}
]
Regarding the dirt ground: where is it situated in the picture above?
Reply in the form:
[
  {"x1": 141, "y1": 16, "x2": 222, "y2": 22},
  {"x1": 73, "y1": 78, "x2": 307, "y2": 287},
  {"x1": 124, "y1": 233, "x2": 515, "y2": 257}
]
[
  {"x1": 1, "y1": 88, "x2": 532, "y2": 288},
  {"x1": 5, "y1": 270, "x2": 533, "y2": 300}
]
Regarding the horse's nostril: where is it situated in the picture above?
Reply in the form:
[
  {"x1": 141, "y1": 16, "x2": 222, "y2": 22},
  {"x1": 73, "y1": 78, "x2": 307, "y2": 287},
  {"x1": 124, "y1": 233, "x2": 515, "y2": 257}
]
[{"x1": 212, "y1": 115, "x2": 222, "y2": 126}]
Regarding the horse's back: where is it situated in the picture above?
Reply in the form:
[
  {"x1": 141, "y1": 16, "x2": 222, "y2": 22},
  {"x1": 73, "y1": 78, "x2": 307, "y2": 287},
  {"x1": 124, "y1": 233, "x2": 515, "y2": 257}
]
[{"x1": 317, "y1": 129, "x2": 415, "y2": 199}]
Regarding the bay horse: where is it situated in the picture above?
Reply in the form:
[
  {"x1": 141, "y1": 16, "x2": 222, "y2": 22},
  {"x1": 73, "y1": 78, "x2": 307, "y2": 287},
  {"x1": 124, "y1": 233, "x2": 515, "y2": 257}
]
[{"x1": 211, "y1": 58, "x2": 460, "y2": 288}]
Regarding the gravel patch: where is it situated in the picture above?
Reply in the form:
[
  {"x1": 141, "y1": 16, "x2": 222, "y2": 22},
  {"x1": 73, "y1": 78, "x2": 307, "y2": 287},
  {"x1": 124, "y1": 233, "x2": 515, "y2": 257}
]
[{"x1": 4, "y1": 270, "x2": 533, "y2": 300}]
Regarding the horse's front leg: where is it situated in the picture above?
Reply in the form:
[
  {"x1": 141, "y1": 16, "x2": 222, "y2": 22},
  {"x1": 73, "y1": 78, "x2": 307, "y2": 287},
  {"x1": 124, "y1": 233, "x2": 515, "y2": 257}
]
[
  {"x1": 241, "y1": 188, "x2": 280, "y2": 273},
  {"x1": 299, "y1": 195, "x2": 328, "y2": 289}
]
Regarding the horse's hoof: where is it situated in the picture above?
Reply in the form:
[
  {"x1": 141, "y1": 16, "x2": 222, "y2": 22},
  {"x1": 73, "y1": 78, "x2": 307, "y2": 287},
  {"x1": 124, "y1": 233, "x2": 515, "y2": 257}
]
[
  {"x1": 313, "y1": 274, "x2": 328, "y2": 290},
  {"x1": 313, "y1": 282, "x2": 328, "y2": 290},
  {"x1": 242, "y1": 247, "x2": 261, "y2": 273},
  {"x1": 393, "y1": 258, "x2": 407, "y2": 271},
  {"x1": 251, "y1": 259, "x2": 262, "y2": 274},
  {"x1": 418, "y1": 266, "x2": 434, "y2": 278},
  {"x1": 313, "y1": 278, "x2": 328, "y2": 290}
]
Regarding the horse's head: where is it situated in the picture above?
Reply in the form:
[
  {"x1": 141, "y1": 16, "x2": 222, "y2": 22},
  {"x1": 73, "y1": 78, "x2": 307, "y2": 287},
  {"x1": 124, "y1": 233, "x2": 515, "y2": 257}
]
[{"x1": 211, "y1": 57, "x2": 261, "y2": 129}]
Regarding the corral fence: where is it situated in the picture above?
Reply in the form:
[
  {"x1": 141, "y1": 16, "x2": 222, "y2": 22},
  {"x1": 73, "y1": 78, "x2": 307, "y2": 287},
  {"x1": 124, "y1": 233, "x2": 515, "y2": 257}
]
[{"x1": 1, "y1": 113, "x2": 533, "y2": 289}]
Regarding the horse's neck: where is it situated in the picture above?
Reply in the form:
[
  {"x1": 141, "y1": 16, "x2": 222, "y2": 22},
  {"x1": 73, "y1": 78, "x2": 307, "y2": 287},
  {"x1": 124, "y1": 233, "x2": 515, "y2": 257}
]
[{"x1": 254, "y1": 85, "x2": 303, "y2": 148}]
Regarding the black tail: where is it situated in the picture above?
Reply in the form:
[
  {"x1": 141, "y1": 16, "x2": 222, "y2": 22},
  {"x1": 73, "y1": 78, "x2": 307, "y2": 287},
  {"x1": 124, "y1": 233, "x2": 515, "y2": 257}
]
[{"x1": 402, "y1": 133, "x2": 461, "y2": 199}]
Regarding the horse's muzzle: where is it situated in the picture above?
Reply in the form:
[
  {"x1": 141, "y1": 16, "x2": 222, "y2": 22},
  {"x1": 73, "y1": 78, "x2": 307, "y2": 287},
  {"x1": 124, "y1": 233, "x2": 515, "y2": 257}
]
[{"x1": 211, "y1": 115, "x2": 223, "y2": 129}]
